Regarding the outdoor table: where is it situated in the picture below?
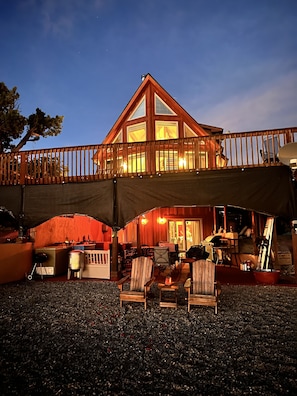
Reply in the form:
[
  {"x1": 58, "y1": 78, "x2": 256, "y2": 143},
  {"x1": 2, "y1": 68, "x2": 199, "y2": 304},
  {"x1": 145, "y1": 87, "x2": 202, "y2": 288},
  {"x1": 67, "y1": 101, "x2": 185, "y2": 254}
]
[{"x1": 158, "y1": 282, "x2": 179, "y2": 308}]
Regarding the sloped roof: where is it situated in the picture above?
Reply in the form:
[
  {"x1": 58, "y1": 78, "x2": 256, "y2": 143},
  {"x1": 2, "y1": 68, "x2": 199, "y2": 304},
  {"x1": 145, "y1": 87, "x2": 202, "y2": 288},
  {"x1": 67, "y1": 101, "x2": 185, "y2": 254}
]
[{"x1": 102, "y1": 73, "x2": 223, "y2": 144}]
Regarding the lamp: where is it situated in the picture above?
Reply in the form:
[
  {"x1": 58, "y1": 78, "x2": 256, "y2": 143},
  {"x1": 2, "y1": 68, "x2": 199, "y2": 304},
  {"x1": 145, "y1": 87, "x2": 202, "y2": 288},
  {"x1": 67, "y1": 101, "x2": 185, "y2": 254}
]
[
  {"x1": 121, "y1": 161, "x2": 128, "y2": 172},
  {"x1": 179, "y1": 157, "x2": 186, "y2": 168},
  {"x1": 157, "y1": 217, "x2": 167, "y2": 225},
  {"x1": 141, "y1": 217, "x2": 148, "y2": 225}
]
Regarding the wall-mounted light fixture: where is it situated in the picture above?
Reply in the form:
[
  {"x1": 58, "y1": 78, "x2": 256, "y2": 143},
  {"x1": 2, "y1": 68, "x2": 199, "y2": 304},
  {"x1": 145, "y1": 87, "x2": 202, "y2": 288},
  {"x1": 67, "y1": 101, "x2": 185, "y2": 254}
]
[
  {"x1": 157, "y1": 217, "x2": 167, "y2": 225},
  {"x1": 121, "y1": 161, "x2": 128, "y2": 172},
  {"x1": 179, "y1": 157, "x2": 186, "y2": 168},
  {"x1": 141, "y1": 217, "x2": 148, "y2": 225}
]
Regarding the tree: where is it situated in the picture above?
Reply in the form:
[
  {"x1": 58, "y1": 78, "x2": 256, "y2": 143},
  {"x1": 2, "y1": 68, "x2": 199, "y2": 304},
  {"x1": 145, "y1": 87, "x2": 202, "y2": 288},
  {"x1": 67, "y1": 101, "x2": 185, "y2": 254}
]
[{"x1": 0, "y1": 82, "x2": 63, "y2": 153}]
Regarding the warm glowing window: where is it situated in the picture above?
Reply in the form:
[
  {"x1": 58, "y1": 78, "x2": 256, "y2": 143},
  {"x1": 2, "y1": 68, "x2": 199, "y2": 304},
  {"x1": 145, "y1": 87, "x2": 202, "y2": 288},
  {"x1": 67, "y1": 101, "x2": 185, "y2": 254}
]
[
  {"x1": 127, "y1": 122, "x2": 146, "y2": 142},
  {"x1": 182, "y1": 151, "x2": 196, "y2": 169},
  {"x1": 155, "y1": 94, "x2": 176, "y2": 115},
  {"x1": 168, "y1": 219, "x2": 202, "y2": 252},
  {"x1": 181, "y1": 150, "x2": 208, "y2": 169},
  {"x1": 105, "y1": 155, "x2": 125, "y2": 174},
  {"x1": 128, "y1": 153, "x2": 146, "y2": 173},
  {"x1": 197, "y1": 152, "x2": 208, "y2": 168},
  {"x1": 184, "y1": 124, "x2": 196, "y2": 138},
  {"x1": 156, "y1": 150, "x2": 179, "y2": 171},
  {"x1": 112, "y1": 130, "x2": 123, "y2": 143},
  {"x1": 128, "y1": 96, "x2": 146, "y2": 120},
  {"x1": 155, "y1": 121, "x2": 178, "y2": 140}
]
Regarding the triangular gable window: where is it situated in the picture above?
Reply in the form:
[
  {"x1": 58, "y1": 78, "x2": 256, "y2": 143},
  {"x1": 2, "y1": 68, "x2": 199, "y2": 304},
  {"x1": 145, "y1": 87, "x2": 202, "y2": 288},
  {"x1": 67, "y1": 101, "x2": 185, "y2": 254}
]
[
  {"x1": 155, "y1": 94, "x2": 176, "y2": 115},
  {"x1": 128, "y1": 96, "x2": 146, "y2": 120},
  {"x1": 184, "y1": 123, "x2": 197, "y2": 138},
  {"x1": 112, "y1": 129, "x2": 123, "y2": 143}
]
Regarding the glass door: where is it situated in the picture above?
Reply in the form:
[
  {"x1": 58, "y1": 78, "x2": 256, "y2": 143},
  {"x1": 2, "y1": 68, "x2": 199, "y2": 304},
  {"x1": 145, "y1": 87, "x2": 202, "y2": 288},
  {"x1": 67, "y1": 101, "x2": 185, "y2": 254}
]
[{"x1": 168, "y1": 219, "x2": 202, "y2": 254}]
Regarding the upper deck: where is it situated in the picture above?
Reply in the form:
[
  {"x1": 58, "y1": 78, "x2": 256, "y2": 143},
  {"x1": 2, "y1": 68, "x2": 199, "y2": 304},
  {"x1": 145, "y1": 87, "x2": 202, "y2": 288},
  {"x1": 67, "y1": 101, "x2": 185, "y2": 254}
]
[{"x1": 1, "y1": 127, "x2": 296, "y2": 186}]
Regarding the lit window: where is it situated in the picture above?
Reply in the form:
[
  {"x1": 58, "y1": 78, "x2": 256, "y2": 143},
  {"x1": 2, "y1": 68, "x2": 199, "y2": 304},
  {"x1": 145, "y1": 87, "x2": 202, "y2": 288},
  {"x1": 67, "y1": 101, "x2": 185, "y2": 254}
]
[
  {"x1": 128, "y1": 96, "x2": 146, "y2": 120},
  {"x1": 112, "y1": 130, "x2": 123, "y2": 143},
  {"x1": 155, "y1": 121, "x2": 178, "y2": 140},
  {"x1": 155, "y1": 94, "x2": 176, "y2": 115},
  {"x1": 184, "y1": 124, "x2": 196, "y2": 138},
  {"x1": 128, "y1": 153, "x2": 146, "y2": 173},
  {"x1": 127, "y1": 122, "x2": 146, "y2": 142},
  {"x1": 156, "y1": 150, "x2": 179, "y2": 171},
  {"x1": 197, "y1": 152, "x2": 208, "y2": 168},
  {"x1": 105, "y1": 156, "x2": 125, "y2": 174},
  {"x1": 184, "y1": 151, "x2": 195, "y2": 169}
]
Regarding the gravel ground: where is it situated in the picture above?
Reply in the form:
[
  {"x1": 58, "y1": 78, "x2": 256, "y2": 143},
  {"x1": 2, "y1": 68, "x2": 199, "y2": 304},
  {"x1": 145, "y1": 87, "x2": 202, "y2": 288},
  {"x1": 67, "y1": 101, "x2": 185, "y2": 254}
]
[{"x1": 0, "y1": 280, "x2": 297, "y2": 396}]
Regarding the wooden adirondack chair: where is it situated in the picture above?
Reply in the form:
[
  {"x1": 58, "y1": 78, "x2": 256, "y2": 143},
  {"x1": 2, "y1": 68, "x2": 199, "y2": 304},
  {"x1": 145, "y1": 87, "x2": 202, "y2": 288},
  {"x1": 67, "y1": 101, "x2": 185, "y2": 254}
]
[
  {"x1": 184, "y1": 259, "x2": 220, "y2": 314},
  {"x1": 117, "y1": 256, "x2": 155, "y2": 310}
]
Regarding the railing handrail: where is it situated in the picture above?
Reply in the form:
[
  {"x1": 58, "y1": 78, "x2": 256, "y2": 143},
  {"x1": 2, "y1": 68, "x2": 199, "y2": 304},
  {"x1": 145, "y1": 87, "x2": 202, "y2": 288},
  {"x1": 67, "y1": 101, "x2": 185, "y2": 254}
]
[
  {"x1": 8, "y1": 127, "x2": 297, "y2": 154},
  {"x1": 1, "y1": 127, "x2": 296, "y2": 185}
]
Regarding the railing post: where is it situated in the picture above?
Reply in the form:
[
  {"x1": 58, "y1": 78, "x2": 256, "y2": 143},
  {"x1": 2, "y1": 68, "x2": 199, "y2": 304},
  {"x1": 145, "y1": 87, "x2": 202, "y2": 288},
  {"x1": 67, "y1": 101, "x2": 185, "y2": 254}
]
[
  {"x1": 112, "y1": 145, "x2": 117, "y2": 176},
  {"x1": 19, "y1": 152, "x2": 27, "y2": 185},
  {"x1": 292, "y1": 225, "x2": 297, "y2": 283}
]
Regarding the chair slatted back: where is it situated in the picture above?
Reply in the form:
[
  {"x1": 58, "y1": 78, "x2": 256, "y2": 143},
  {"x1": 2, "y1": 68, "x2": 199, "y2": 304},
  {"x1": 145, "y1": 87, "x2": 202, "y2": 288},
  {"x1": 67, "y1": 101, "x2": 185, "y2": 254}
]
[
  {"x1": 153, "y1": 247, "x2": 169, "y2": 266},
  {"x1": 130, "y1": 257, "x2": 153, "y2": 291},
  {"x1": 192, "y1": 259, "x2": 215, "y2": 295}
]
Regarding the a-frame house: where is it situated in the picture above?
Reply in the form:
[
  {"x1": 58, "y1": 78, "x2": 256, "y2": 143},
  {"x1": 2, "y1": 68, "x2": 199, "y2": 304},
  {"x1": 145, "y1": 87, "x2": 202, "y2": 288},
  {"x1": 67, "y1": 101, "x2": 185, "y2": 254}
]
[
  {"x1": 94, "y1": 74, "x2": 231, "y2": 252},
  {"x1": 0, "y1": 74, "x2": 296, "y2": 283},
  {"x1": 102, "y1": 73, "x2": 223, "y2": 144},
  {"x1": 93, "y1": 73, "x2": 225, "y2": 176}
]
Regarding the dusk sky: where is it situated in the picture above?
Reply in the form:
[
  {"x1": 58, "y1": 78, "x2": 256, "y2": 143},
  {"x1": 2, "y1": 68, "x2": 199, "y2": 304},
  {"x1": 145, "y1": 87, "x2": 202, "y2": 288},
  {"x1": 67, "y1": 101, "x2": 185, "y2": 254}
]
[{"x1": 1, "y1": 0, "x2": 297, "y2": 150}]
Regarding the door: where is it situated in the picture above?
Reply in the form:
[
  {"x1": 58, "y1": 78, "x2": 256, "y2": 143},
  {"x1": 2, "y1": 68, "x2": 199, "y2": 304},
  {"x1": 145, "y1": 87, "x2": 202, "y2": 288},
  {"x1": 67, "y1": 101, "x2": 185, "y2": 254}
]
[{"x1": 168, "y1": 219, "x2": 202, "y2": 254}]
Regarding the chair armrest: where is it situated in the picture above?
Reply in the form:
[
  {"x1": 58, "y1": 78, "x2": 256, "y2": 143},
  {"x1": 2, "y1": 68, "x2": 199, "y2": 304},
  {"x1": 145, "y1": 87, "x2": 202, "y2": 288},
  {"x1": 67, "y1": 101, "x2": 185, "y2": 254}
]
[
  {"x1": 184, "y1": 277, "x2": 191, "y2": 289},
  {"x1": 144, "y1": 277, "x2": 155, "y2": 297},
  {"x1": 184, "y1": 277, "x2": 191, "y2": 294},
  {"x1": 117, "y1": 274, "x2": 130, "y2": 291},
  {"x1": 215, "y1": 281, "x2": 221, "y2": 296},
  {"x1": 144, "y1": 277, "x2": 155, "y2": 289}
]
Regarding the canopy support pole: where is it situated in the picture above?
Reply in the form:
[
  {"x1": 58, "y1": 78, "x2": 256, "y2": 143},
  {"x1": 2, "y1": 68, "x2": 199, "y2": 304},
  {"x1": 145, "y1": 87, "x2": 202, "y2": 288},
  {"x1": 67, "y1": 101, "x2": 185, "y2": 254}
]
[{"x1": 111, "y1": 227, "x2": 121, "y2": 280}]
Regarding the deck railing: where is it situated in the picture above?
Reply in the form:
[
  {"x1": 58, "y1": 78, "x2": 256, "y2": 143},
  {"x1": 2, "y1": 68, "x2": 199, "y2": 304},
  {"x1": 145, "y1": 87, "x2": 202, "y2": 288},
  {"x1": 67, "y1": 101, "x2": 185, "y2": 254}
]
[{"x1": 0, "y1": 127, "x2": 296, "y2": 185}]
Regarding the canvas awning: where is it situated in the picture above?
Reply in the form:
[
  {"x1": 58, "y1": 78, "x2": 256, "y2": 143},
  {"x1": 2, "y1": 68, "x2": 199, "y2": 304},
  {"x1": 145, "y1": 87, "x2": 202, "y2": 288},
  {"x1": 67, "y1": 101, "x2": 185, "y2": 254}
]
[{"x1": 0, "y1": 166, "x2": 296, "y2": 230}]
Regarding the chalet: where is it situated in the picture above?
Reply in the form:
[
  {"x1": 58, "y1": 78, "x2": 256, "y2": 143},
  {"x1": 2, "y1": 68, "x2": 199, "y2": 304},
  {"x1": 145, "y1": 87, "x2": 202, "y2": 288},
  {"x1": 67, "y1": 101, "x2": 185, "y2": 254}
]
[
  {"x1": 96, "y1": 73, "x2": 228, "y2": 251},
  {"x1": 93, "y1": 74, "x2": 296, "y2": 264},
  {"x1": 0, "y1": 74, "x2": 296, "y2": 282}
]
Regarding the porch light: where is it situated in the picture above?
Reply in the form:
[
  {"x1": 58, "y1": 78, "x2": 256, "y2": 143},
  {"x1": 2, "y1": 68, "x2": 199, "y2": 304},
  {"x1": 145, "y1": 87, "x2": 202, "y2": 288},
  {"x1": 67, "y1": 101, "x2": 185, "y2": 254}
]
[
  {"x1": 121, "y1": 161, "x2": 128, "y2": 172},
  {"x1": 157, "y1": 217, "x2": 167, "y2": 225},
  {"x1": 141, "y1": 217, "x2": 148, "y2": 225},
  {"x1": 179, "y1": 157, "x2": 186, "y2": 168}
]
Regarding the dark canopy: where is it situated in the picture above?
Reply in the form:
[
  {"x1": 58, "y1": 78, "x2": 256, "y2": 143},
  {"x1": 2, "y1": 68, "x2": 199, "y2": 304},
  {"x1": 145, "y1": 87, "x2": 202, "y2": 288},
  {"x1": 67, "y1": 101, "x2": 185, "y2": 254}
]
[{"x1": 0, "y1": 166, "x2": 296, "y2": 229}]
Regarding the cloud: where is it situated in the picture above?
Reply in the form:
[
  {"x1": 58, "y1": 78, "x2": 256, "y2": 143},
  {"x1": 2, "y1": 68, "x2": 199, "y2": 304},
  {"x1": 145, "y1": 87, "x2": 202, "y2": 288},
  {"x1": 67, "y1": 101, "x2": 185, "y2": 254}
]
[
  {"x1": 200, "y1": 70, "x2": 297, "y2": 132},
  {"x1": 19, "y1": 0, "x2": 107, "y2": 37}
]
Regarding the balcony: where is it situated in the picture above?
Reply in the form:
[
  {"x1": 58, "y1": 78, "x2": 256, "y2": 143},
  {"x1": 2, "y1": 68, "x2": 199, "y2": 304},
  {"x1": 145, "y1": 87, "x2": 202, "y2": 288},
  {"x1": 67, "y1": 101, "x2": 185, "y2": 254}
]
[{"x1": 0, "y1": 127, "x2": 296, "y2": 186}]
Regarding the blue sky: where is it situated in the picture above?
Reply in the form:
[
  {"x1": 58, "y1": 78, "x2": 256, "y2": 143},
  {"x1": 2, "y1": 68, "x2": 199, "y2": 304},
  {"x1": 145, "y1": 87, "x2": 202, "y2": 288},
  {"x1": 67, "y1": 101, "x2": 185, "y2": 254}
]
[{"x1": 1, "y1": 0, "x2": 297, "y2": 150}]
